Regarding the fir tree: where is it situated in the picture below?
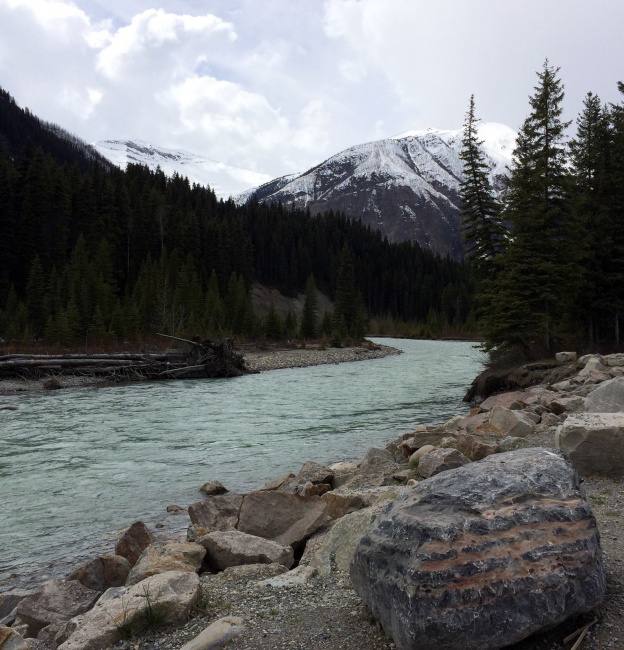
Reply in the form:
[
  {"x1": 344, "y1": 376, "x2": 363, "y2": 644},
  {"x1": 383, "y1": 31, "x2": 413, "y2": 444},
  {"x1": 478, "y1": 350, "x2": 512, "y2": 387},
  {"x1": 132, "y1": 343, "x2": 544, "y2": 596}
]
[
  {"x1": 482, "y1": 61, "x2": 574, "y2": 354},
  {"x1": 459, "y1": 95, "x2": 504, "y2": 279},
  {"x1": 300, "y1": 274, "x2": 318, "y2": 339}
]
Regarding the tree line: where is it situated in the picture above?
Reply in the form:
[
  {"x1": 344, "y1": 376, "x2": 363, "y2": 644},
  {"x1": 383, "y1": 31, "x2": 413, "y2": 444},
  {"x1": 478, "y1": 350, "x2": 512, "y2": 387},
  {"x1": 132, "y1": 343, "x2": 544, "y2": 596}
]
[
  {"x1": 0, "y1": 87, "x2": 473, "y2": 345},
  {"x1": 461, "y1": 61, "x2": 624, "y2": 357}
]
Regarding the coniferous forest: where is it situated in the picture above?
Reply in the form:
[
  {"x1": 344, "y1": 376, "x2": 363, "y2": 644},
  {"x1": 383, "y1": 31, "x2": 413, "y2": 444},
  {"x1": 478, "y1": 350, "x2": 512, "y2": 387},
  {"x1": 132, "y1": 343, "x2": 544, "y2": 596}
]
[
  {"x1": 0, "y1": 87, "x2": 472, "y2": 346},
  {"x1": 460, "y1": 62, "x2": 624, "y2": 358}
]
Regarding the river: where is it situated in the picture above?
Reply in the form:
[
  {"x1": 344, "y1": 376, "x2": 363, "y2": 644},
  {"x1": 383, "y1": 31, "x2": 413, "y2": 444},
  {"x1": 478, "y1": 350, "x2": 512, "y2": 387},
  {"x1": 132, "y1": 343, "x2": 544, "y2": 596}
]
[{"x1": 0, "y1": 338, "x2": 483, "y2": 591}]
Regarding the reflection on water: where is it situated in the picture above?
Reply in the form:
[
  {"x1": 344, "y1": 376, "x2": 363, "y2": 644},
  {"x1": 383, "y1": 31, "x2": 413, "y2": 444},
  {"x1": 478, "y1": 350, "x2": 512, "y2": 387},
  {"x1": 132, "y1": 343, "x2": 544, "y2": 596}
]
[{"x1": 0, "y1": 338, "x2": 483, "y2": 590}]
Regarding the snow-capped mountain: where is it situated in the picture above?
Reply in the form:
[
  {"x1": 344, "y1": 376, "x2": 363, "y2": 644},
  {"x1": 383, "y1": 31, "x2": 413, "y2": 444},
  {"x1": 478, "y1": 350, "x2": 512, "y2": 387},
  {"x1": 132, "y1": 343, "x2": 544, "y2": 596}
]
[
  {"x1": 238, "y1": 123, "x2": 517, "y2": 259},
  {"x1": 93, "y1": 140, "x2": 273, "y2": 200}
]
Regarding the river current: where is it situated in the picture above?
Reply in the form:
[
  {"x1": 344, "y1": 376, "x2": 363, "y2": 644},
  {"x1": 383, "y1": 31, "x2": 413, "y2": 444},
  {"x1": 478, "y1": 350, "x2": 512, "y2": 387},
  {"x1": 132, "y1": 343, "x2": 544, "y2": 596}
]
[{"x1": 0, "y1": 338, "x2": 483, "y2": 591}]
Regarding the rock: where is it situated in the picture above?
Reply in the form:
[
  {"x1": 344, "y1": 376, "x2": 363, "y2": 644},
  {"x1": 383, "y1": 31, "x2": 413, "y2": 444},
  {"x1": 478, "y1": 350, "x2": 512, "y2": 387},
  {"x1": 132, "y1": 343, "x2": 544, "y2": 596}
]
[
  {"x1": 541, "y1": 412, "x2": 561, "y2": 427},
  {"x1": 408, "y1": 445, "x2": 435, "y2": 464},
  {"x1": 499, "y1": 436, "x2": 533, "y2": 452},
  {"x1": 556, "y1": 413, "x2": 624, "y2": 477},
  {"x1": 488, "y1": 406, "x2": 536, "y2": 437},
  {"x1": 166, "y1": 504, "x2": 185, "y2": 513},
  {"x1": 552, "y1": 379, "x2": 573, "y2": 391},
  {"x1": 237, "y1": 491, "x2": 332, "y2": 548},
  {"x1": 255, "y1": 566, "x2": 317, "y2": 588},
  {"x1": 523, "y1": 410, "x2": 541, "y2": 424},
  {"x1": 329, "y1": 461, "x2": 359, "y2": 472},
  {"x1": 578, "y1": 353, "x2": 602, "y2": 366},
  {"x1": 363, "y1": 447, "x2": 394, "y2": 463},
  {"x1": 57, "y1": 572, "x2": 199, "y2": 650},
  {"x1": 417, "y1": 448, "x2": 469, "y2": 478},
  {"x1": 391, "y1": 469, "x2": 418, "y2": 484},
  {"x1": 438, "y1": 436, "x2": 458, "y2": 448},
  {"x1": 351, "y1": 448, "x2": 605, "y2": 650},
  {"x1": 188, "y1": 494, "x2": 244, "y2": 532},
  {"x1": 179, "y1": 616, "x2": 244, "y2": 650},
  {"x1": 321, "y1": 492, "x2": 366, "y2": 519},
  {"x1": 584, "y1": 376, "x2": 624, "y2": 413},
  {"x1": 298, "y1": 482, "x2": 331, "y2": 497},
  {"x1": 442, "y1": 414, "x2": 464, "y2": 431},
  {"x1": 605, "y1": 353, "x2": 624, "y2": 367},
  {"x1": 199, "y1": 530, "x2": 294, "y2": 571},
  {"x1": 308, "y1": 505, "x2": 392, "y2": 576},
  {"x1": 210, "y1": 563, "x2": 288, "y2": 582},
  {"x1": 16, "y1": 580, "x2": 100, "y2": 638},
  {"x1": 406, "y1": 478, "x2": 418, "y2": 486},
  {"x1": 398, "y1": 429, "x2": 445, "y2": 458},
  {"x1": 556, "y1": 351, "x2": 577, "y2": 362},
  {"x1": 199, "y1": 481, "x2": 228, "y2": 496},
  {"x1": 296, "y1": 461, "x2": 334, "y2": 485},
  {"x1": 260, "y1": 473, "x2": 296, "y2": 491},
  {"x1": 0, "y1": 626, "x2": 28, "y2": 650},
  {"x1": 583, "y1": 371, "x2": 611, "y2": 385},
  {"x1": 457, "y1": 411, "x2": 491, "y2": 434},
  {"x1": 68, "y1": 555, "x2": 131, "y2": 592},
  {"x1": 550, "y1": 396, "x2": 585, "y2": 415},
  {"x1": 125, "y1": 542, "x2": 206, "y2": 586},
  {"x1": 479, "y1": 391, "x2": 533, "y2": 412},
  {"x1": 579, "y1": 356, "x2": 609, "y2": 376},
  {"x1": 42, "y1": 377, "x2": 62, "y2": 390},
  {"x1": 0, "y1": 591, "x2": 31, "y2": 621},
  {"x1": 114, "y1": 521, "x2": 154, "y2": 567},
  {"x1": 455, "y1": 432, "x2": 500, "y2": 461}
]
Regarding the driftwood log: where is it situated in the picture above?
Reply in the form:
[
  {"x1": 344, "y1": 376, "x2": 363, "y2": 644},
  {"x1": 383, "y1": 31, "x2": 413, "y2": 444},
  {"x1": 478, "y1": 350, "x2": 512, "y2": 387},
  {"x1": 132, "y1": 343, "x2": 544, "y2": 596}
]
[{"x1": 0, "y1": 336, "x2": 246, "y2": 383}]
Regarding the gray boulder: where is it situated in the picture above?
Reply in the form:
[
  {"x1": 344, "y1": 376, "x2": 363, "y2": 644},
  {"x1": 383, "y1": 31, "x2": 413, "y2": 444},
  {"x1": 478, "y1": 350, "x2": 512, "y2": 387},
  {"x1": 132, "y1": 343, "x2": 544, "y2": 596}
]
[
  {"x1": 351, "y1": 448, "x2": 605, "y2": 650},
  {"x1": 455, "y1": 432, "x2": 500, "y2": 461},
  {"x1": 417, "y1": 448, "x2": 469, "y2": 478},
  {"x1": 605, "y1": 353, "x2": 624, "y2": 367},
  {"x1": 199, "y1": 530, "x2": 294, "y2": 571},
  {"x1": 16, "y1": 579, "x2": 100, "y2": 638},
  {"x1": 188, "y1": 494, "x2": 244, "y2": 532},
  {"x1": 555, "y1": 351, "x2": 577, "y2": 362},
  {"x1": 556, "y1": 413, "x2": 624, "y2": 477},
  {"x1": 584, "y1": 377, "x2": 624, "y2": 413},
  {"x1": 199, "y1": 480, "x2": 228, "y2": 496},
  {"x1": 114, "y1": 521, "x2": 154, "y2": 567},
  {"x1": 550, "y1": 396, "x2": 585, "y2": 415},
  {"x1": 0, "y1": 591, "x2": 31, "y2": 621}
]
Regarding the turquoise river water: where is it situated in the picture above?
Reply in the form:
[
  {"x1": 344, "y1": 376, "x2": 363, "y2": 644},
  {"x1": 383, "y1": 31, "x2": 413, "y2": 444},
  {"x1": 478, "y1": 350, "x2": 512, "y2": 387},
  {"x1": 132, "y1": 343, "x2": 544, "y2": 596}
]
[{"x1": 0, "y1": 338, "x2": 484, "y2": 591}]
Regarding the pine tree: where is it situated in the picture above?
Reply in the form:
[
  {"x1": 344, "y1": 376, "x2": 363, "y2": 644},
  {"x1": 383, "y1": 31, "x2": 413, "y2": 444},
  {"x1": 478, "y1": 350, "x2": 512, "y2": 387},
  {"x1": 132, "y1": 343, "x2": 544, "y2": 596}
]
[
  {"x1": 333, "y1": 243, "x2": 365, "y2": 340},
  {"x1": 264, "y1": 303, "x2": 283, "y2": 340},
  {"x1": 459, "y1": 95, "x2": 504, "y2": 279},
  {"x1": 482, "y1": 61, "x2": 574, "y2": 354},
  {"x1": 300, "y1": 274, "x2": 318, "y2": 339}
]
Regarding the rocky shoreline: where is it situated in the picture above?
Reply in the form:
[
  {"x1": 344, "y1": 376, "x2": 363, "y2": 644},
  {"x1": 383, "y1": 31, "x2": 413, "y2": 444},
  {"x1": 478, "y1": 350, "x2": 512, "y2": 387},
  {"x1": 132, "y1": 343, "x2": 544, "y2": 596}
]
[
  {"x1": 0, "y1": 342, "x2": 400, "y2": 396},
  {"x1": 2, "y1": 351, "x2": 623, "y2": 650}
]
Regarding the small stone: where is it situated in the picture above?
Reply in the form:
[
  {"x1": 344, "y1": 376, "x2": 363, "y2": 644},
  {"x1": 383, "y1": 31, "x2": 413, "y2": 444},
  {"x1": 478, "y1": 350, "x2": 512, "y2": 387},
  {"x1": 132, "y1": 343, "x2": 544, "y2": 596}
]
[
  {"x1": 199, "y1": 481, "x2": 228, "y2": 496},
  {"x1": 179, "y1": 616, "x2": 244, "y2": 650}
]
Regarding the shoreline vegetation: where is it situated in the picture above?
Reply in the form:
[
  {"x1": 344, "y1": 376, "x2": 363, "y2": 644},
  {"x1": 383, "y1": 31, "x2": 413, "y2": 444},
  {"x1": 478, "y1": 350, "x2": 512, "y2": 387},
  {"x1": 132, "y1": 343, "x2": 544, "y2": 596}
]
[{"x1": 0, "y1": 340, "x2": 402, "y2": 396}]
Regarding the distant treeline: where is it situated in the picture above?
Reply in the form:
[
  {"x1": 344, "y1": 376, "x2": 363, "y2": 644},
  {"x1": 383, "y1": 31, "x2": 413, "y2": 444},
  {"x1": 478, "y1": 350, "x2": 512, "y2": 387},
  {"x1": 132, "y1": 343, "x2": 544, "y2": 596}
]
[{"x1": 0, "y1": 88, "x2": 472, "y2": 344}]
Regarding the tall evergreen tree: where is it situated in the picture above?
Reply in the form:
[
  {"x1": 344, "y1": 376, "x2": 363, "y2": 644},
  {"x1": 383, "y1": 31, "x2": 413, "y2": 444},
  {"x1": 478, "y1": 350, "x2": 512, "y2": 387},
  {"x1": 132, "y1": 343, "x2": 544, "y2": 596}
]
[
  {"x1": 300, "y1": 274, "x2": 318, "y2": 339},
  {"x1": 459, "y1": 95, "x2": 504, "y2": 279},
  {"x1": 482, "y1": 61, "x2": 574, "y2": 354}
]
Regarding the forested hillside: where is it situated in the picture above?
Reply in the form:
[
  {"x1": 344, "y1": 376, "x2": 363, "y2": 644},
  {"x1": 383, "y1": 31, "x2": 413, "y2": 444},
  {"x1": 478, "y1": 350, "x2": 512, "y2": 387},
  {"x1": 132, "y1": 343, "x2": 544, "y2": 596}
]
[{"x1": 0, "y1": 88, "x2": 472, "y2": 345}]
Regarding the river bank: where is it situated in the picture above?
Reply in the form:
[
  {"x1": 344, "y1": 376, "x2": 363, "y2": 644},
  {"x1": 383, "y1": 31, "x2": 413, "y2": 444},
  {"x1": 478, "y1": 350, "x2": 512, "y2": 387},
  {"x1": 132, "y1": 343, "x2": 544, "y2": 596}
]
[
  {"x1": 0, "y1": 342, "x2": 400, "y2": 396},
  {"x1": 4, "y1": 350, "x2": 623, "y2": 650}
]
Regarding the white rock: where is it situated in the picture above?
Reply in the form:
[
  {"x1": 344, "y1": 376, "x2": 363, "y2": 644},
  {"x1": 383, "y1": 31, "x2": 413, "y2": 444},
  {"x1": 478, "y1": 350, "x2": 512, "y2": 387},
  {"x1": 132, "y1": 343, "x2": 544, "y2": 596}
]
[
  {"x1": 179, "y1": 616, "x2": 244, "y2": 650},
  {"x1": 329, "y1": 461, "x2": 360, "y2": 472},
  {"x1": 199, "y1": 531, "x2": 294, "y2": 571},
  {"x1": 408, "y1": 445, "x2": 436, "y2": 464},
  {"x1": 489, "y1": 407, "x2": 535, "y2": 438},
  {"x1": 605, "y1": 353, "x2": 624, "y2": 367},
  {"x1": 579, "y1": 357, "x2": 609, "y2": 377},
  {"x1": 555, "y1": 351, "x2": 577, "y2": 363},
  {"x1": 442, "y1": 415, "x2": 464, "y2": 431},
  {"x1": 584, "y1": 377, "x2": 624, "y2": 413},
  {"x1": 255, "y1": 566, "x2": 317, "y2": 588},
  {"x1": 57, "y1": 572, "x2": 200, "y2": 650},
  {"x1": 556, "y1": 413, "x2": 624, "y2": 477}
]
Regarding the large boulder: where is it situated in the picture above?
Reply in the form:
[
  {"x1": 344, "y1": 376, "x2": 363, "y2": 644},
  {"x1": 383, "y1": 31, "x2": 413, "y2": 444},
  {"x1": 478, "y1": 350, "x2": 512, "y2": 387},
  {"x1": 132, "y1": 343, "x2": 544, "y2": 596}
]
[
  {"x1": 0, "y1": 591, "x2": 31, "y2": 621},
  {"x1": 604, "y1": 353, "x2": 624, "y2": 367},
  {"x1": 114, "y1": 521, "x2": 153, "y2": 567},
  {"x1": 125, "y1": 542, "x2": 206, "y2": 586},
  {"x1": 417, "y1": 448, "x2": 469, "y2": 478},
  {"x1": 550, "y1": 396, "x2": 585, "y2": 415},
  {"x1": 188, "y1": 494, "x2": 244, "y2": 532},
  {"x1": 237, "y1": 491, "x2": 331, "y2": 549},
  {"x1": 199, "y1": 530, "x2": 294, "y2": 571},
  {"x1": 351, "y1": 448, "x2": 605, "y2": 650},
  {"x1": 584, "y1": 377, "x2": 624, "y2": 413},
  {"x1": 556, "y1": 413, "x2": 624, "y2": 477},
  {"x1": 488, "y1": 406, "x2": 535, "y2": 437},
  {"x1": 57, "y1": 572, "x2": 199, "y2": 650},
  {"x1": 68, "y1": 555, "x2": 131, "y2": 592},
  {"x1": 455, "y1": 432, "x2": 500, "y2": 461},
  {"x1": 16, "y1": 580, "x2": 100, "y2": 638}
]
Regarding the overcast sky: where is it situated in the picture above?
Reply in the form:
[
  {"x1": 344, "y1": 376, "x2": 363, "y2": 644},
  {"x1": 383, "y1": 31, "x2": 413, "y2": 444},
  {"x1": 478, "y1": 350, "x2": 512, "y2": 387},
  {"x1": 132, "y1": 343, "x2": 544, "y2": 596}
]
[{"x1": 1, "y1": 0, "x2": 623, "y2": 177}]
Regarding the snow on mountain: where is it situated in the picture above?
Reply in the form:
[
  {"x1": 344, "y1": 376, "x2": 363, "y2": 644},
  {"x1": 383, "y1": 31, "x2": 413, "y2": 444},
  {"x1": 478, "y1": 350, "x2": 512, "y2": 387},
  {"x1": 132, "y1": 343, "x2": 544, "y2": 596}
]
[
  {"x1": 239, "y1": 123, "x2": 517, "y2": 259},
  {"x1": 93, "y1": 140, "x2": 273, "y2": 199}
]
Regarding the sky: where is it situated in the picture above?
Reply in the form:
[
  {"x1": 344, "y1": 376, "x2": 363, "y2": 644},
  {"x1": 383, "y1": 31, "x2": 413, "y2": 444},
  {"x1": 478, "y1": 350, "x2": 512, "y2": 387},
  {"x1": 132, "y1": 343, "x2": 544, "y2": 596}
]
[{"x1": 1, "y1": 0, "x2": 623, "y2": 178}]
